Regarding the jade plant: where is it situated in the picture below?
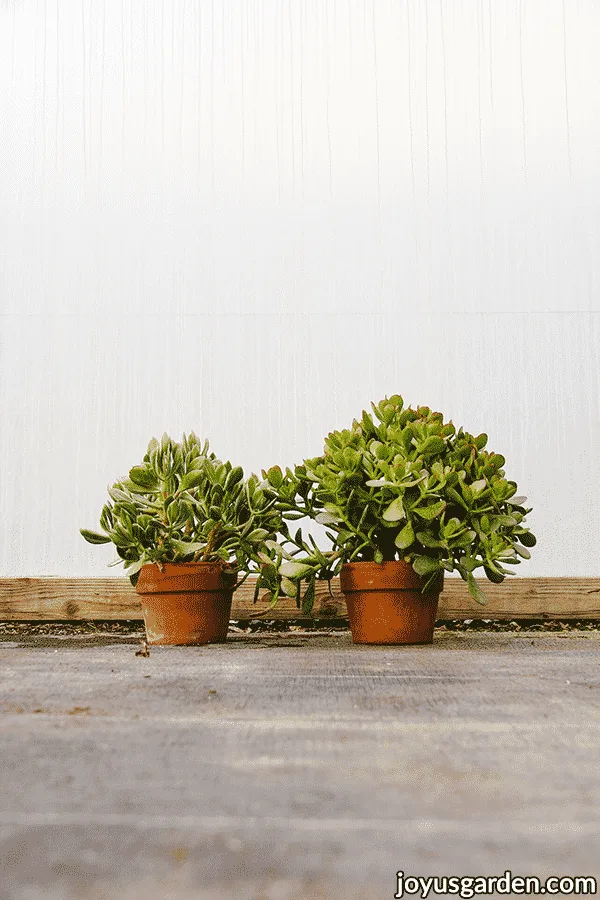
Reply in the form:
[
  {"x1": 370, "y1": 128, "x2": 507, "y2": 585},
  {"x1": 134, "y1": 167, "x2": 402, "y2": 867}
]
[
  {"x1": 265, "y1": 395, "x2": 536, "y2": 611},
  {"x1": 80, "y1": 432, "x2": 287, "y2": 601}
]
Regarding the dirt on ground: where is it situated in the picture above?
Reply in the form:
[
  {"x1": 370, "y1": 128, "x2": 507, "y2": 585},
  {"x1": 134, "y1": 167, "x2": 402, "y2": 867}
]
[{"x1": 1, "y1": 618, "x2": 600, "y2": 638}]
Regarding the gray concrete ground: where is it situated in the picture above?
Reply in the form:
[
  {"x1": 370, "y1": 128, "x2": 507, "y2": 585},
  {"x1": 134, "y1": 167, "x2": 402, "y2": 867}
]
[{"x1": 1, "y1": 631, "x2": 600, "y2": 900}]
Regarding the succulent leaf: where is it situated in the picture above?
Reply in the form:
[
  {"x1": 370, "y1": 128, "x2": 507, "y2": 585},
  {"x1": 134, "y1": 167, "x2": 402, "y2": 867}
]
[
  {"x1": 413, "y1": 501, "x2": 446, "y2": 520},
  {"x1": 80, "y1": 528, "x2": 111, "y2": 545},
  {"x1": 395, "y1": 520, "x2": 415, "y2": 549},
  {"x1": 467, "y1": 573, "x2": 488, "y2": 605},
  {"x1": 412, "y1": 555, "x2": 439, "y2": 575},
  {"x1": 382, "y1": 497, "x2": 405, "y2": 522}
]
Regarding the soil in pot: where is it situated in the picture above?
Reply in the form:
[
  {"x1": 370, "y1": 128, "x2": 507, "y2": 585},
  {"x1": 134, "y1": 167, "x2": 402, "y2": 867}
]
[
  {"x1": 135, "y1": 562, "x2": 238, "y2": 645},
  {"x1": 339, "y1": 560, "x2": 443, "y2": 645}
]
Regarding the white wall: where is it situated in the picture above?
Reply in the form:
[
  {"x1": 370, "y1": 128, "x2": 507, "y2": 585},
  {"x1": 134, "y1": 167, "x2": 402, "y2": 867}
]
[{"x1": 0, "y1": 0, "x2": 598, "y2": 577}]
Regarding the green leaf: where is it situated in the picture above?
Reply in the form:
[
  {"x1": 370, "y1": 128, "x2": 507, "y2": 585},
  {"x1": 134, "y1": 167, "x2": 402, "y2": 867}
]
[
  {"x1": 402, "y1": 472, "x2": 428, "y2": 487},
  {"x1": 508, "y1": 495, "x2": 527, "y2": 506},
  {"x1": 99, "y1": 505, "x2": 113, "y2": 532},
  {"x1": 443, "y1": 517, "x2": 462, "y2": 537},
  {"x1": 80, "y1": 528, "x2": 111, "y2": 545},
  {"x1": 484, "y1": 565, "x2": 505, "y2": 584},
  {"x1": 370, "y1": 443, "x2": 386, "y2": 460},
  {"x1": 459, "y1": 480, "x2": 473, "y2": 504},
  {"x1": 259, "y1": 563, "x2": 279, "y2": 591},
  {"x1": 431, "y1": 461, "x2": 445, "y2": 481},
  {"x1": 146, "y1": 437, "x2": 160, "y2": 456},
  {"x1": 413, "y1": 500, "x2": 446, "y2": 520},
  {"x1": 471, "y1": 479, "x2": 488, "y2": 497},
  {"x1": 489, "y1": 454, "x2": 506, "y2": 471},
  {"x1": 495, "y1": 515, "x2": 518, "y2": 527},
  {"x1": 179, "y1": 469, "x2": 205, "y2": 492},
  {"x1": 301, "y1": 575, "x2": 316, "y2": 615},
  {"x1": 412, "y1": 556, "x2": 439, "y2": 576},
  {"x1": 343, "y1": 448, "x2": 361, "y2": 469},
  {"x1": 419, "y1": 436, "x2": 446, "y2": 456},
  {"x1": 467, "y1": 572, "x2": 488, "y2": 605},
  {"x1": 280, "y1": 576, "x2": 297, "y2": 598},
  {"x1": 265, "y1": 539, "x2": 292, "y2": 560},
  {"x1": 162, "y1": 475, "x2": 177, "y2": 496},
  {"x1": 128, "y1": 466, "x2": 157, "y2": 489},
  {"x1": 395, "y1": 520, "x2": 415, "y2": 550},
  {"x1": 166, "y1": 501, "x2": 181, "y2": 525},
  {"x1": 247, "y1": 528, "x2": 270, "y2": 544},
  {"x1": 170, "y1": 540, "x2": 205, "y2": 557},
  {"x1": 279, "y1": 560, "x2": 314, "y2": 579},
  {"x1": 361, "y1": 409, "x2": 377, "y2": 436},
  {"x1": 108, "y1": 486, "x2": 132, "y2": 504},
  {"x1": 449, "y1": 529, "x2": 476, "y2": 548},
  {"x1": 447, "y1": 486, "x2": 468, "y2": 510},
  {"x1": 374, "y1": 549, "x2": 384, "y2": 563},
  {"x1": 266, "y1": 466, "x2": 283, "y2": 489},
  {"x1": 518, "y1": 531, "x2": 536, "y2": 547},
  {"x1": 513, "y1": 544, "x2": 531, "y2": 559},
  {"x1": 460, "y1": 555, "x2": 479, "y2": 573},
  {"x1": 416, "y1": 531, "x2": 444, "y2": 548},
  {"x1": 474, "y1": 433, "x2": 488, "y2": 450},
  {"x1": 224, "y1": 465, "x2": 244, "y2": 490},
  {"x1": 382, "y1": 497, "x2": 405, "y2": 522},
  {"x1": 315, "y1": 511, "x2": 342, "y2": 525}
]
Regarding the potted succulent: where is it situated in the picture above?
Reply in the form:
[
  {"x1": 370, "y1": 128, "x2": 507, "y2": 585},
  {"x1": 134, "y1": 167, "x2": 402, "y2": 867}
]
[
  {"x1": 269, "y1": 395, "x2": 536, "y2": 645},
  {"x1": 81, "y1": 432, "x2": 286, "y2": 645}
]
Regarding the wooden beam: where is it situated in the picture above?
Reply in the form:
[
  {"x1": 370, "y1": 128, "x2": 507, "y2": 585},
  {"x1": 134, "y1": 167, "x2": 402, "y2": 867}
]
[{"x1": 1, "y1": 577, "x2": 600, "y2": 621}]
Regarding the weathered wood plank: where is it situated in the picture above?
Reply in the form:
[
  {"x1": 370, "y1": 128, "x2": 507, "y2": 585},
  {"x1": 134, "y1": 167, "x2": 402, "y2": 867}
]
[{"x1": 1, "y1": 577, "x2": 600, "y2": 621}]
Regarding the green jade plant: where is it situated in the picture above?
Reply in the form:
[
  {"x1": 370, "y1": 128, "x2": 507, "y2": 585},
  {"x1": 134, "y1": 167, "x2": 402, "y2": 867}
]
[
  {"x1": 80, "y1": 432, "x2": 288, "y2": 604},
  {"x1": 265, "y1": 395, "x2": 536, "y2": 613}
]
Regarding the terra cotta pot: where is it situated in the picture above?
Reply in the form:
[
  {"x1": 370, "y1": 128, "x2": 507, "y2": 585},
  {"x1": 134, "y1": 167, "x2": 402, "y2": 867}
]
[
  {"x1": 339, "y1": 560, "x2": 444, "y2": 645},
  {"x1": 135, "y1": 562, "x2": 238, "y2": 645}
]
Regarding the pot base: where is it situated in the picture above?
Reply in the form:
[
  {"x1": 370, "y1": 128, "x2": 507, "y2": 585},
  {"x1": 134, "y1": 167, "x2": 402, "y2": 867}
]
[{"x1": 139, "y1": 592, "x2": 233, "y2": 645}]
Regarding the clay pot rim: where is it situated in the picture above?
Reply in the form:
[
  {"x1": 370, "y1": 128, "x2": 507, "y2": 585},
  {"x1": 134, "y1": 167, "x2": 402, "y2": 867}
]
[
  {"x1": 341, "y1": 559, "x2": 417, "y2": 573},
  {"x1": 135, "y1": 560, "x2": 238, "y2": 595},
  {"x1": 340, "y1": 559, "x2": 443, "y2": 593}
]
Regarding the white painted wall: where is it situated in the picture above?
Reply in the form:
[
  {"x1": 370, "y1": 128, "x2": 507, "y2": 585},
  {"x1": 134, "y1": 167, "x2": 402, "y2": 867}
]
[{"x1": 0, "y1": 0, "x2": 598, "y2": 577}]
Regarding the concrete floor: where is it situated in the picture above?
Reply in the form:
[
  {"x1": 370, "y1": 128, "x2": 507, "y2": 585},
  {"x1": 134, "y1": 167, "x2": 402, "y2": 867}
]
[{"x1": 1, "y1": 631, "x2": 600, "y2": 899}]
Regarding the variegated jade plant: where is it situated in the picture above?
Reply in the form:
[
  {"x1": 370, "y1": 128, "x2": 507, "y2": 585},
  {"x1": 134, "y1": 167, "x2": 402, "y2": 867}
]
[
  {"x1": 266, "y1": 396, "x2": 536, "y2": 611},
  {"x1": 80, "y1": 432, "x2": 287, "y2": 603}
]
